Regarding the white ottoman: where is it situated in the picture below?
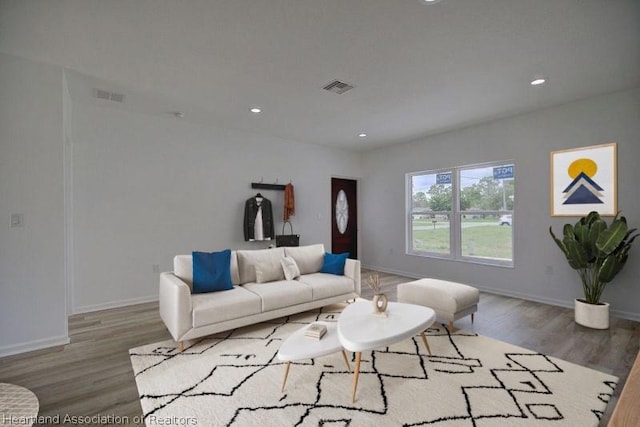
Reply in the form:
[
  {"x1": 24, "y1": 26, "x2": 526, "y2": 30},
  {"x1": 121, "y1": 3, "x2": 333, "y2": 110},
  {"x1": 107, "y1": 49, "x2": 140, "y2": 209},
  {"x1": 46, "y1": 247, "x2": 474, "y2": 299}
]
[{"x1": 397, "y1": 278, "x2": 479, "y2": 331}]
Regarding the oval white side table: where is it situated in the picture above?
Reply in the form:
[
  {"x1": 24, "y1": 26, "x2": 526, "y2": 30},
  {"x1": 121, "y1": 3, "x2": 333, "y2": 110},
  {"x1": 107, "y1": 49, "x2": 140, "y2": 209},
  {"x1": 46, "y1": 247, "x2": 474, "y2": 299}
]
[{"x1": 0, "y1": 383, "x2": 39, "y2": 427}]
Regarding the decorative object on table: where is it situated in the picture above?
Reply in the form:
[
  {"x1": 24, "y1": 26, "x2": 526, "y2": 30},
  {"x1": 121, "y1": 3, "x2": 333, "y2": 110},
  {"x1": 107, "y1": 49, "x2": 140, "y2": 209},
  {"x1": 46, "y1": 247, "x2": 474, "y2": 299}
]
[
  {"x1": 131, "y1": 304, "x2": 617, "y2": 427},
  {"x1": 243, "y1": 193, "x2": 274, "y2": 241},
  {"x1": 550, "y1": 210, "x2": 638, "y2": 329},
  {"x1": 283, "y1": 183, "x2": 295, "y2": 221},
  {"x1": 275, "y1": 221, "x2": 300, "y2": 247},
  {"x1": 304, "y1": 322, "x2": 327, "y2": 340},
  {"x1": 367, "y1": 273, "x2": 388, "y2": 315},
  {"x1": 550, "y1": 142, "x2": 617, "y2": 216}
]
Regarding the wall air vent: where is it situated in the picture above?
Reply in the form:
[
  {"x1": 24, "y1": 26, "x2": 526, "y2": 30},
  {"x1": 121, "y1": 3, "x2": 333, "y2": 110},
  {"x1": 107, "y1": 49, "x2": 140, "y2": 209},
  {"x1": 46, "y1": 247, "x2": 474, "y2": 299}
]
[
  {"x1": 93, "y1": 88, "x2": 125, "y2": 103},
  {"x1": 322, "y1": 80, "x2": 355, "y2": 95}
]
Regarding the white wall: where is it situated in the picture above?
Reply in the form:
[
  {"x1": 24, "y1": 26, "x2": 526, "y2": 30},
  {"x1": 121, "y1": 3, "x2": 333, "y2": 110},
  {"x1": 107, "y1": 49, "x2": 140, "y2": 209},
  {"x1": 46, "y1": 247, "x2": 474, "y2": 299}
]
[
  {"x1": 70, "y1": 103, "x2": 362, "y2": 312},
  {"x1": 0, "y1": 53, "x2": 68, "y2": 356},
  {"x1": 361, "y1": 88, "x2": 640, "y2": 320}
]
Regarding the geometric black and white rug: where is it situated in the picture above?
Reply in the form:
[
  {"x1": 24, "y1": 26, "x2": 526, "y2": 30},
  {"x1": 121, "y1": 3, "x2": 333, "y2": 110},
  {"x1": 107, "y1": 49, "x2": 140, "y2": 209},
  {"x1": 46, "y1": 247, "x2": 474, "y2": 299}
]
[{"x1": 130, "y1": 303, "x2": 617, "y2": 426}]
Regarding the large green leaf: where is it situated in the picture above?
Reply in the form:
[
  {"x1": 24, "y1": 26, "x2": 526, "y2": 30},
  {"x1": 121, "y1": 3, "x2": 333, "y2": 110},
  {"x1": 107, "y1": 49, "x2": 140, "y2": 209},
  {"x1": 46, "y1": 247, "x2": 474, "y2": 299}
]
[
  {"x1": 585, "y1": 211, "x2": 600, "y2": 226},
  {"x1": 596, "y1": 219, "x2": 628, "y2": 255},
  {"x1": 563, "y1": 224, "x2": 575, "y2": 240},
  {"x1": 549, "y1": 227, "x2": 568, "y2": 256},
  {"x1": 574, "y1": 221, "x2": 589, "y2": 245},
  {"x1": 565, "y1": 239, "x2": 589, "y2": 269},
  {"x1": 598, "y1": 255, "x2": 623, "y2": 283},
  {"x1": 624, "y1": 229, "x2": 639, "y2": 246},
  {"x1": 587, "y1": 219, "x2": 606, "y2": 259}
]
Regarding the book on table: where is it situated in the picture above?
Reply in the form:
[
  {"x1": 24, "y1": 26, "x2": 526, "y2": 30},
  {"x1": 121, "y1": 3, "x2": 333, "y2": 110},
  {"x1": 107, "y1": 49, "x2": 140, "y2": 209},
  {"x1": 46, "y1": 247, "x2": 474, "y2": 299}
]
[{"x1": 305, "y1": 323, "x2": 327, "y2": 339}]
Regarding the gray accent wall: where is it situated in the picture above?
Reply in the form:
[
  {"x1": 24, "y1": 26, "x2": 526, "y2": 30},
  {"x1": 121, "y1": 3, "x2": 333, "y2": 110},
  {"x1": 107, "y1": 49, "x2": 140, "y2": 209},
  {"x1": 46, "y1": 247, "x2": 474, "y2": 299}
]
[
  {"x1": 69, "y1": 101, "x2": 362, "y2": 313},
  {"x1": 361, "y1": 88, "x2": 640, "y2": 321},
  {"x1": 0, "y1": 53, "x2": 362, "y2": 355},
  {"x1": 0, "y1": 53, "x2": 69, "y2": 355}
]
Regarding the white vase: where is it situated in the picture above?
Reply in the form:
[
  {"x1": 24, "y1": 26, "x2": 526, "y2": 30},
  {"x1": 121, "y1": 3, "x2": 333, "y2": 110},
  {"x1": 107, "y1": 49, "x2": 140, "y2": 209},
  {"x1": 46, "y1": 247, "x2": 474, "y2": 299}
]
[
  {"x1": 574, "y1": 299, "x2": 610, "y2": 329},
  {"x1": 372, "y1": 293, "x2": 388, "y2": 314}
]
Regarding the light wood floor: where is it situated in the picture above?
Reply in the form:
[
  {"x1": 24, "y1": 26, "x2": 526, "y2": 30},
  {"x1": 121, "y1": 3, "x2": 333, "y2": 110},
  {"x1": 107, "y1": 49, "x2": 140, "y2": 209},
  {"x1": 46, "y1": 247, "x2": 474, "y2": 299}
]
[{"x1": 1, "y1": 269, "x2": 637, "y2": 426}]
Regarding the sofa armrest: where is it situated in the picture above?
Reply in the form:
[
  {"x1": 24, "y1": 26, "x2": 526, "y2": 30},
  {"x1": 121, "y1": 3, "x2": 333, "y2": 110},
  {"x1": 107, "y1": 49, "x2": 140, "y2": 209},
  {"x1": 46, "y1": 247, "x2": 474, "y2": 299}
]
[
  {"x1": 344, "y1": 258, "x2": 361, "y2": 296},
  {"x1": 159, "y1": 272, "x2": 193, "y2": 342}
]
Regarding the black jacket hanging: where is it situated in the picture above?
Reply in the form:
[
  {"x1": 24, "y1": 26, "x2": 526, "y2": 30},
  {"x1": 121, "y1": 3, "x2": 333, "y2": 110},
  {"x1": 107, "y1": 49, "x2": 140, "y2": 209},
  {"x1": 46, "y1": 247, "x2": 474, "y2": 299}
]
[{"x1": 243, "y1": 196, "x2": 274, "y2": 241}]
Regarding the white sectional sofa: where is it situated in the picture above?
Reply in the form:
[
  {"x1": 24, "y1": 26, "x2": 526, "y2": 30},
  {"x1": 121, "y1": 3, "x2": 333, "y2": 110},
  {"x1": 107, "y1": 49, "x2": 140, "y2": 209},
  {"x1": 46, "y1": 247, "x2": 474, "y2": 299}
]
[{"x1": 159, "y1": 244, "x2": 361, "y2": 351}]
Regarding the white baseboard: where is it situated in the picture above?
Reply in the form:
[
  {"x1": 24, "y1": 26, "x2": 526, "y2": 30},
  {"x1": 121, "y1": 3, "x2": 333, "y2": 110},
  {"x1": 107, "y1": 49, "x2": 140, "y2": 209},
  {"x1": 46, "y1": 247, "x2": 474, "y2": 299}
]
[
  {"x1": 73, "y1": 295, "x2": 159, "y2": 314},
  {"x1": 0, "y1": 335, "x2": 70, "y2": 358},
  {"x1": 362, "y1": 264, "x2": 423, "y2": 280},
  {"x1": 364, "y1": 264, "x2": 640, "y2": 322},
  {"x1": 610, "y1": 308, "x2": 640, "y2": 322}
]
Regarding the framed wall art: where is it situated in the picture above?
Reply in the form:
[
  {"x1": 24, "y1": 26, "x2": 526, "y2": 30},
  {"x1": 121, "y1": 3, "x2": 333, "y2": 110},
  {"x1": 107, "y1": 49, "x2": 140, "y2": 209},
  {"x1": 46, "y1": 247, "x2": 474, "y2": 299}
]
[{"x1": 550, "y1": 142, "x2": 617, "y2": 216}]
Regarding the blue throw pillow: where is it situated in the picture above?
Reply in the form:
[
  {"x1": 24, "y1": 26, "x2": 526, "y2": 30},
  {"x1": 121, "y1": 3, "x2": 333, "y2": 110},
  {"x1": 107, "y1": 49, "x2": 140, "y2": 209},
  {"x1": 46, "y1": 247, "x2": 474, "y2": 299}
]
[
  {"x1": 192, "y1": 250, "x2": 233, "y2": 294},
  {"x1": 320, "y1": 252, "x2": 350, "y2": 275}
]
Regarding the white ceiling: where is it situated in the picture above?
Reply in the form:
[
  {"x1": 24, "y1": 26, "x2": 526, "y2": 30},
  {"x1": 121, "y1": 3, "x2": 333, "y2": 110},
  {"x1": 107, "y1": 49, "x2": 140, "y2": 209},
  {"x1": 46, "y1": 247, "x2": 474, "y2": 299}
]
[{"x1": 1, "y1": 0, "x2": 639, "y2": 150}]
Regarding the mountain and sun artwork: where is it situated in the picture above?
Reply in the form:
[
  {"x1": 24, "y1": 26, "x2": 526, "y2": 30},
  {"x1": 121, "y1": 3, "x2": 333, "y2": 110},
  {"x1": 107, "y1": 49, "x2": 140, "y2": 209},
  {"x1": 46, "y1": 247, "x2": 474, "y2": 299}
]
[{"x1": 551, "y1": 143, "x2": 617, "y2": 216}]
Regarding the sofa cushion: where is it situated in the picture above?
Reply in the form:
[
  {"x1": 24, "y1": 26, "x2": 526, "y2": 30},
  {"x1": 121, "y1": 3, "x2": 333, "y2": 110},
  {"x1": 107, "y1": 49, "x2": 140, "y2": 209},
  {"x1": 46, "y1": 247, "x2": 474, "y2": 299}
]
[
  {"x1": 280, "y1": 256, "x2": 301, "y2": 280},
  {"x1": 320, "y1": 252, "x2": 349, "y2": 275},
  {"x1": 284, "y1": 244, "x2": 324, "y2": 275},
  {"x1": 236, "y1": 248, "x2": 285, "y2": 284},
  {"x1": 192, "y1": 250, "x2": 233, "y2": 293},
  {"x1": 255, "y1": 259, "x2": 285, "y2": 283},
  {"x1": 297, "y1": 273, "x2": 355, "y2": 300},
  {"x1": 243, "y1": 280, "x2": 313, "y2": 312},
  {"x1": 191, "y1": 285, "x2": 262, "y2": 327}
]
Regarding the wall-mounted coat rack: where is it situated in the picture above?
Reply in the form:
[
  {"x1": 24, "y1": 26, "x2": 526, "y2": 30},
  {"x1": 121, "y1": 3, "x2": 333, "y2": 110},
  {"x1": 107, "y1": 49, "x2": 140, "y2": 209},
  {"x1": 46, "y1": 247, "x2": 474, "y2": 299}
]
[
  {"x1": 250, "y1": 178, "x2": 290, "y2": 191},
  {"x1": 251, "y1": 182, "x2": 286, "y2": 191}
]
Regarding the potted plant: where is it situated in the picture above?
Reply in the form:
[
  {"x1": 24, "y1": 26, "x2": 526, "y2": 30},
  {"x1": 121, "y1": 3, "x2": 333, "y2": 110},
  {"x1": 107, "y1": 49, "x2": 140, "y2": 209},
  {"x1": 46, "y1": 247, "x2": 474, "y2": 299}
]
[{"x1": 549, "y1": 211, "x2": 638, "y2": 329}]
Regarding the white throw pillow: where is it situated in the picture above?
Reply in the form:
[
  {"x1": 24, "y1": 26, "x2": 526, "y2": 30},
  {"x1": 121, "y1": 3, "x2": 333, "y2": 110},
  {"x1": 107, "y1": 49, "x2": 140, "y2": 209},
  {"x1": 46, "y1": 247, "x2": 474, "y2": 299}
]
[
  {"x1": 237, "y1": 248, "x2": 286, "y2": 283},
  {"x1": 254, "y1": 260, "x2": 285, "y2": 283},
  {"x1": 280, "y1": 256, "x2": 301, "y2": 281}
]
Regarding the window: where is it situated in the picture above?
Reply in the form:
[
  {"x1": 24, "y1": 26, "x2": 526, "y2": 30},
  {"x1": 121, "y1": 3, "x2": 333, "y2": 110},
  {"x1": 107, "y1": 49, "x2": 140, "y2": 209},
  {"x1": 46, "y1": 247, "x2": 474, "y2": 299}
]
[{"x1": 408, "y1": 161, "x2": 514, "y2": 267}]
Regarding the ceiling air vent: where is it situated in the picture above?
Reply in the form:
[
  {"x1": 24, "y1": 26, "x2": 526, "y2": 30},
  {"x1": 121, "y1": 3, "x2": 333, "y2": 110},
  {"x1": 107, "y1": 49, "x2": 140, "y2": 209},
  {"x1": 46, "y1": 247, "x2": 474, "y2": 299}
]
[
  {"x1": 93, "y1": 88, "x2": 125, "y2": 103},
  {"x1": 322, "y1": 80, "x2": 355, "y2": 95}
]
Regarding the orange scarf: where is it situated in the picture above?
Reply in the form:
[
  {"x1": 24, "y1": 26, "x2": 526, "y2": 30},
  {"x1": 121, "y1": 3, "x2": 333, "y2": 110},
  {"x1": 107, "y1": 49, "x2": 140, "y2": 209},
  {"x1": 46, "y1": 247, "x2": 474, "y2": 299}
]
[{"x1": 284, "y1": 183, "x2": 295, "y2": 221}]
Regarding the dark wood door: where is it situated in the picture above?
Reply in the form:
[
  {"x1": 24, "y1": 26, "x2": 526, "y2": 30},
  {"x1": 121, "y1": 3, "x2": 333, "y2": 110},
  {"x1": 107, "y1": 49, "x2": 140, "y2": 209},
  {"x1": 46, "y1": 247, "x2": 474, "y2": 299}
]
[{"x1": 331, "y1": 178, "x2": 357, "y2": 259}]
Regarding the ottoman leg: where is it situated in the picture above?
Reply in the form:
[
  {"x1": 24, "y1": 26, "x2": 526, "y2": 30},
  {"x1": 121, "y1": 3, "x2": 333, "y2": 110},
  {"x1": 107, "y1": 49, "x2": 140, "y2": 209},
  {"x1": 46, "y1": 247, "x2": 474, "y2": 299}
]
[
  {"x1": 471, "y1": 313, "x2": 475, "y2": 323},
  {"x1": 449, "y1": 321, "x2": 454, "y2": 331}
]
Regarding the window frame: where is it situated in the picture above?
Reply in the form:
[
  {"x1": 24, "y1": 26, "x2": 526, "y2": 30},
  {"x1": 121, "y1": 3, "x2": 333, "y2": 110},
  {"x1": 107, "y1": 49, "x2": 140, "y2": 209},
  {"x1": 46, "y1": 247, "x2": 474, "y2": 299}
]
[{"x1": 406, "y1": 160, "x2": 515, "y2": 268}]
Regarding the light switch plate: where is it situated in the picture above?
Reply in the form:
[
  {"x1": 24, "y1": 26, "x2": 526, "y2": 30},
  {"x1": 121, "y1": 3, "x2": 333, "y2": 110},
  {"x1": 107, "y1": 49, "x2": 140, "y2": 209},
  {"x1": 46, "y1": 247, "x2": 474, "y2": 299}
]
[{"x1": 10, "y1": 213, "x2": 24, "y2": 228}]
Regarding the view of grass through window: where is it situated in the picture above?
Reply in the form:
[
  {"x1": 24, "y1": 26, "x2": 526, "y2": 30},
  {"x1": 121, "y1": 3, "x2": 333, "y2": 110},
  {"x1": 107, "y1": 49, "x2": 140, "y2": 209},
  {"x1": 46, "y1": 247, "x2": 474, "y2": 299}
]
[{"x1": 409, "y1": 162, "x2": 514, "y2": 266}]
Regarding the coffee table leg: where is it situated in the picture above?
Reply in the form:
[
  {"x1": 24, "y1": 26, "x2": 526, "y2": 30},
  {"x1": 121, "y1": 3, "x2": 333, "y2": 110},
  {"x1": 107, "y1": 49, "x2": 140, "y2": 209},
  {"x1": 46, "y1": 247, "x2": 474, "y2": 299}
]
[
  {"x1": 351, "y1": 352, "x2": 361, "y2": 403},
  {"x1": 420, "y1": 332, "x2": 432, "y2": 355},
  {"x1": 341, "y1": 350, "x2": 351, "y2": 372},
  {"x1": 281, "y1": 361, "x2": 291, "y2": 392}
]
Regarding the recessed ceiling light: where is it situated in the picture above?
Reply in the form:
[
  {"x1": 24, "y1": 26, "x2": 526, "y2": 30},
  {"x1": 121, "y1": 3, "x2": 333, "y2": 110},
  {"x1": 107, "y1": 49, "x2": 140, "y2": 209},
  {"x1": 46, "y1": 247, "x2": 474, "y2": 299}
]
[
  {"x1": 420, "y1": 0, "x2": 442, "y2": 4},
  {"x1": 249, "y1": 107, "x2": 262, "y2": 113},
  {"x1": 530, "y1": 78, "x2": 546, "y2": 86},
  {"x1": 358, "y1": 133, "x2": 367, "y2": 138},
  {"x1": 173, "y1": 111, "x2": 184, "y2": 118}
]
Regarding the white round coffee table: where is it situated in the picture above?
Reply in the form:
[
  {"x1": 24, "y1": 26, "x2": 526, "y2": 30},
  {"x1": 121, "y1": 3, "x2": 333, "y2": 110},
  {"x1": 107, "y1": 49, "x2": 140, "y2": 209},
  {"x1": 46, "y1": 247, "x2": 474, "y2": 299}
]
[
  {"x1": 338, "y1": 301, "x2": 436, "y2": 402},
  {"x1": 277, "y1": 321, "x2": 351, "y2": 392},
  {"x1": 0, "y1": 383, "x2": 39, "y2": 427}
]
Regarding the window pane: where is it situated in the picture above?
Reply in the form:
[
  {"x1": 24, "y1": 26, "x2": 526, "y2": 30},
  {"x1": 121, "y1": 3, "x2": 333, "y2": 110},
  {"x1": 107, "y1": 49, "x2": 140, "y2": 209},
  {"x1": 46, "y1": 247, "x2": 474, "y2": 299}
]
[
  {"x1": 461, "y1": 215, "x2": 512, "y2": 260},
  {"x1": 411, "y1": 172, "x2": 452, "y2": 254},
  {"x1": 412, "y1": 215, "x2": 450, "y2": 254},
  {"x1": 459, "y1": 164, "x2": 514, "y2": 261}
]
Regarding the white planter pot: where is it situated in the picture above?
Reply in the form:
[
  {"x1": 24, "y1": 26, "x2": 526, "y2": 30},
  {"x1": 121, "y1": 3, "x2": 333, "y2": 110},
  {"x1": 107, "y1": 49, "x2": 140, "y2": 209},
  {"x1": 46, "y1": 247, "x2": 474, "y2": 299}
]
[{"x1": 574, "y1": 299, "x2": 610, "y2": 329}]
